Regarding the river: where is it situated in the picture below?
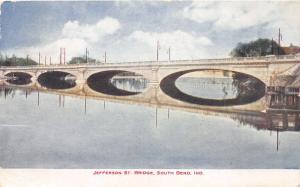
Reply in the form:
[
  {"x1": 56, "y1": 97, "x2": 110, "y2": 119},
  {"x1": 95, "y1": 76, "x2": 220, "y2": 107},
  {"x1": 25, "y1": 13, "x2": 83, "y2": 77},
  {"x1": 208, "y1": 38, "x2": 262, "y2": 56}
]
[{"x1": 0, "y1": 71, "x2": 300, "y2": 169}]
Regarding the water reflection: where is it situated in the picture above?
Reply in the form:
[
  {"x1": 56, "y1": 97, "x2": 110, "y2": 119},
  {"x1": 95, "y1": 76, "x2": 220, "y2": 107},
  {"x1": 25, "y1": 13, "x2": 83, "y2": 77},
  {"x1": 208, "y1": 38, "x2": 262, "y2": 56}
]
[
  {"x1": 176, "y1": 77, "x2": 237, "y2": 100},
  {"x1": 2, "y1": 85, "x2": 300, "y2": 133},
  {"x1": 231, "y1": 110, "x2": 300, "y2": 132},
  {"x1": 0, "y1": 87, "x2": 35, "y2": 99},
  {"x1": 161, "y1": 69, "x2": 265, "y2": 106},
  {"x1": 233, "y1": 110, "x2": 300, "y2": 151},
  {"x1": 37, "y1": 71, "x2": 76, "y2": 89},
  {"x1": 0, "y1": 87, "x2": 15, "y2": 98},
  {"x1": 87, "y1": 71, "x2": 149, "y2": 96},
  {"x1": 1, "y1": 85, "x2": 300, "y2": 168},
  {"x1": 110, "y1": 76, "x2": 149, "y2": 93}
]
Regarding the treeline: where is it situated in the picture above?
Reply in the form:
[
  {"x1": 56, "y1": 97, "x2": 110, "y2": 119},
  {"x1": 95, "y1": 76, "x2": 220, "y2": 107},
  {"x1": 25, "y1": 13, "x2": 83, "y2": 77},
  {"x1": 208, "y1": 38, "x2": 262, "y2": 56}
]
[
  {"x1": 0, "y1": 54, "x2": 103, "y2": 66},
  {"x1": 0, "y1": 54, "x2": 37, "y2": 66},
  {"x1": 230, "y1": 38, "x2": 285, "y2": 57},
  {"x1": 68, "y1": 56, "x2": 102, "y2": 64}
]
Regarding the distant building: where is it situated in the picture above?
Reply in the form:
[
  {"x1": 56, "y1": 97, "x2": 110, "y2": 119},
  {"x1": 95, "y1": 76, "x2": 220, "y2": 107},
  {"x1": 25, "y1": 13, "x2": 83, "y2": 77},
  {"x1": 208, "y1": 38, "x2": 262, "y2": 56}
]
[{"x1": 282, "y1": 44, "x2": 300, "y2": 55}]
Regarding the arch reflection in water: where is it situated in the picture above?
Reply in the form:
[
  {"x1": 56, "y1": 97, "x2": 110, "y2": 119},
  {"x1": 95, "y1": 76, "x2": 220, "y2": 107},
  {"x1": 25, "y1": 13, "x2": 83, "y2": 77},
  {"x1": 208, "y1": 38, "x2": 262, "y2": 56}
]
[
  {"x1": 87, "y1": 71, "x2": 149, "y2": 96},
  {"x1": 37, "y1": 71, "x2": 76, "y2": 89},
  {"x1": 1, "y1": 85, "x2": 300, "y2": 133},
  {"x1": 160, "y1": 69, "x2": 266, "y2": 106},
  {"x1": 5, "y1": 72, "x2": 32, "y2": 85}
]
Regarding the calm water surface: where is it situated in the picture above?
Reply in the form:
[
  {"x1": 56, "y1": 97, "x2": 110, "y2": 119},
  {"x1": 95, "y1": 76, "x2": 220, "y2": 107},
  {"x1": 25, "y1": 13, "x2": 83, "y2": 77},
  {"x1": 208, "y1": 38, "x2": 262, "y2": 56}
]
[
  {"x1": 176, "y1": 77, "x2": 237, "y2": 99},
  {"x1": 0, "y1": 74, "x2": 300, "y2": 169}
]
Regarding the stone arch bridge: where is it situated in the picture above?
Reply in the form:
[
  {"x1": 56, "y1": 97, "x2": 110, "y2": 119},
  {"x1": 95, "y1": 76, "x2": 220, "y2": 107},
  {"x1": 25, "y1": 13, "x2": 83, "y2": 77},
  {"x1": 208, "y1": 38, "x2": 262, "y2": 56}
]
[
  {"x1": 1, "y1": 55, "x2": 300, "y2": 111},
  {"x1": 1, "y1": 55, "x2": 299, "y2": 84}
]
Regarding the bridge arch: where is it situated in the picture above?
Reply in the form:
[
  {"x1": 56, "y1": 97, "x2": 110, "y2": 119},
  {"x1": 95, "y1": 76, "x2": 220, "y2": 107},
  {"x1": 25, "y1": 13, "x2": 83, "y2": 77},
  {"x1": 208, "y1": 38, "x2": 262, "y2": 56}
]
[
  {"x1": 37, "y1": 71, "x2": 77, "y2": 90},
  {"x1": 85, "y1": 68, "x2": 153, "y2": 81},
  {"x1": 159, "y1": 69, "x2": 266, "y2": 106},
  {"x1": 4, "y1": 71, "x2": 34, "y2": 86},
  {"x1": 4, "y1": 70, "x2": 35, "y2": 78},
  {"x1": 86, "y1": 70, "x2": 149, "y2": 96},
  {"x1": 157, "y1": 65, "x2": 270, "y2": 85}
]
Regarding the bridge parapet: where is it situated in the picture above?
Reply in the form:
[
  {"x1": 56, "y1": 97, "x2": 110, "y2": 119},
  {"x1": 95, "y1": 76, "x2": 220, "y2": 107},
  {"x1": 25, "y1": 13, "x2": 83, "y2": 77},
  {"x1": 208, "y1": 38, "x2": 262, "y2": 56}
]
[{"x1": 0, "y1": 54, "x2": 299, "y2": 69}]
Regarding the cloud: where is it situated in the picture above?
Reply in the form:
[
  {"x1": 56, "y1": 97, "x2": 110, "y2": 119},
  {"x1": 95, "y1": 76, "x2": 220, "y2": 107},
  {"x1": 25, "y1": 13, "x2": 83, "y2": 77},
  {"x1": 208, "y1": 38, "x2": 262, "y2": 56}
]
[
  {"x1": 3, "y1": 1, "x2": 299, "y2": 63},
  {"x1": 125, "y1": 30, "x2": 213, "y2": 60},
  {"x1": 182, "y1": 2, "x2": 278, "y2": 31},
  {"x1": 2, "y1": 17, "x2": 121, "y2": 63},
  {"x1": 264, "y1": 3, "x2": 300, "y2": 45},
  {"x1": 62, "y1": 17, "x2": 121, "y2": 43},
  {"x1": 182, "y1": 1, "x2": 300, "y2": 46},
  {"x1": 4, "y1": 38, "x2": 88, "y2": 64},
  {"x1": 3, "y1": 21, "x2": 213, "y2": 63},
  {"x1": 182, "y1": 2, "x2": 300, "y2": 32},
  {"x1": 129, "y1": 30, "x2": 212, "y2": 46}
]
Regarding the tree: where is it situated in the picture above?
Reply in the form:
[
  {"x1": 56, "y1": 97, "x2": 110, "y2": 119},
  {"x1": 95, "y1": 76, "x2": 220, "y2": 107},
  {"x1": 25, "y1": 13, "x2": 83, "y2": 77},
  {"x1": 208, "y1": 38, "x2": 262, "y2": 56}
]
[
  {"x1": 230, "y1": 38, "x2": 285, "y2": 57},
  {"x1": 68, "y1": 57, "x2": 87, "y2": 64},
  {"x1": 0, "y1": 54, "x2": 37, "y2": 66},
  {"x1": 68, "y1": 56, "x2": 98, "y2": 64}
]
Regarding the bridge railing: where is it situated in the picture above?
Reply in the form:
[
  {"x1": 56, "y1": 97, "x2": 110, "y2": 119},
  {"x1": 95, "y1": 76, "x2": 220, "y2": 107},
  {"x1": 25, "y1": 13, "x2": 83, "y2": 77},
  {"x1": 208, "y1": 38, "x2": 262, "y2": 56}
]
[
  {"x1": 1, "y1": 54, "x2": 299, "y2": 69},
  {"x1": 96, "y1": 54, "x2": 300, "y2": 65}
]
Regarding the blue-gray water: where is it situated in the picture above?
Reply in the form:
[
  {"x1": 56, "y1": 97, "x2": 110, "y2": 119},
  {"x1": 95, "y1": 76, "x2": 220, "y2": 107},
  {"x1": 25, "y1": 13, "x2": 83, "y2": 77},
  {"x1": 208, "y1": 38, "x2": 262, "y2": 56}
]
[
  {"x1": 176, "y1": 77, "x2": 237, "y2": 99},
  {"x1": 0, "y1": 77, "x2": 300, "y2": 169}
]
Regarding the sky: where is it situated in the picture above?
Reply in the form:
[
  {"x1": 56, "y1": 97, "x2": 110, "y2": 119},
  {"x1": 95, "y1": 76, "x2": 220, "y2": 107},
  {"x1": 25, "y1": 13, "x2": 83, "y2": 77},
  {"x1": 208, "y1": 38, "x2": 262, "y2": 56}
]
[{"x1": 0, "y1": 1, "x2": 300, "y2": 63}]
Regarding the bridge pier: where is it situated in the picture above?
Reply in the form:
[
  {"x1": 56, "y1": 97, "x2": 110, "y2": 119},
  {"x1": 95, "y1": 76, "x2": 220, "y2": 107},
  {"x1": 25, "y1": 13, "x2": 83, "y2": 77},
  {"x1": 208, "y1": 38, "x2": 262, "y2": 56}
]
[
  {"x1": 76, "y1": 70, "x2": 86, "y2": 84},
  {"x1": 149, "y1": 67, "x2": 159, "y2": 85},
  {"x1": 0, "y1": 70, "x2": 4, "y2": 78}
]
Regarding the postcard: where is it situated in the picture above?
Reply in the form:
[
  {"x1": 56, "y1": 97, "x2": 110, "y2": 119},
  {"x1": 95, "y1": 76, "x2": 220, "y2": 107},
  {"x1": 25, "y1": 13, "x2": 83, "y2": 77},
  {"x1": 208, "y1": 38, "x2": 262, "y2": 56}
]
[{"x1": 0, "y1": 1, "x2": 300, "y2": 186}]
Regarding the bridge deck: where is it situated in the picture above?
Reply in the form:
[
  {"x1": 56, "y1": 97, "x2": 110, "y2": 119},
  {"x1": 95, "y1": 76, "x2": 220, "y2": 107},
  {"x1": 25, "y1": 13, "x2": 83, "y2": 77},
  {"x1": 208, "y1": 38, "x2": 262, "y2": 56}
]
[{"x1": 0, "y1": 54, "x2": 299, "y2": 70}]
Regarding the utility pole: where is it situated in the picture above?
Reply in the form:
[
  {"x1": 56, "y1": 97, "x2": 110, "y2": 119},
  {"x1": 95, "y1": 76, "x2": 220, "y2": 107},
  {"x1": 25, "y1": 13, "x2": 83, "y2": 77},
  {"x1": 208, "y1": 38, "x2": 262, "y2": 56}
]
[
  {"x1": 104, "y1": 51, "x2": 106, "y2": 63},
  {"x1": 86, "y1": 48, "x2": 88, "y2": 63},
  {"x1": 168, "y1": 47, "x2": 171, "y2": 62},
  {"x1": 271, "y1": 38, "x2": 274, "y2": 55},
  {"x1": 26, "y1": 55, "x2": 29, "y2": 64},
  {"x1": 44, "y1": 56, "x2": 46, "y2": 66},
  {"x1": 156, "y1": 40, "x2": 159, "y2": 62},
  {"x1": 64, "y1": 48, "x2": 66, "y2": 65},
  {"x1": 49, "y1": 56, "x2": 52, "y2": 65},
  {"x1": 60, "y1": 48, "x2": 62, "y2": 65},
  {"x1": 38, "y1": 52, "x2": 41, "y2": 65},
  {"x1": 59, "y1": 47, "x2": 66, "y2": 65},
  {"x1": 278, "y1": 28, "x2": 282, "y2": 55}
]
